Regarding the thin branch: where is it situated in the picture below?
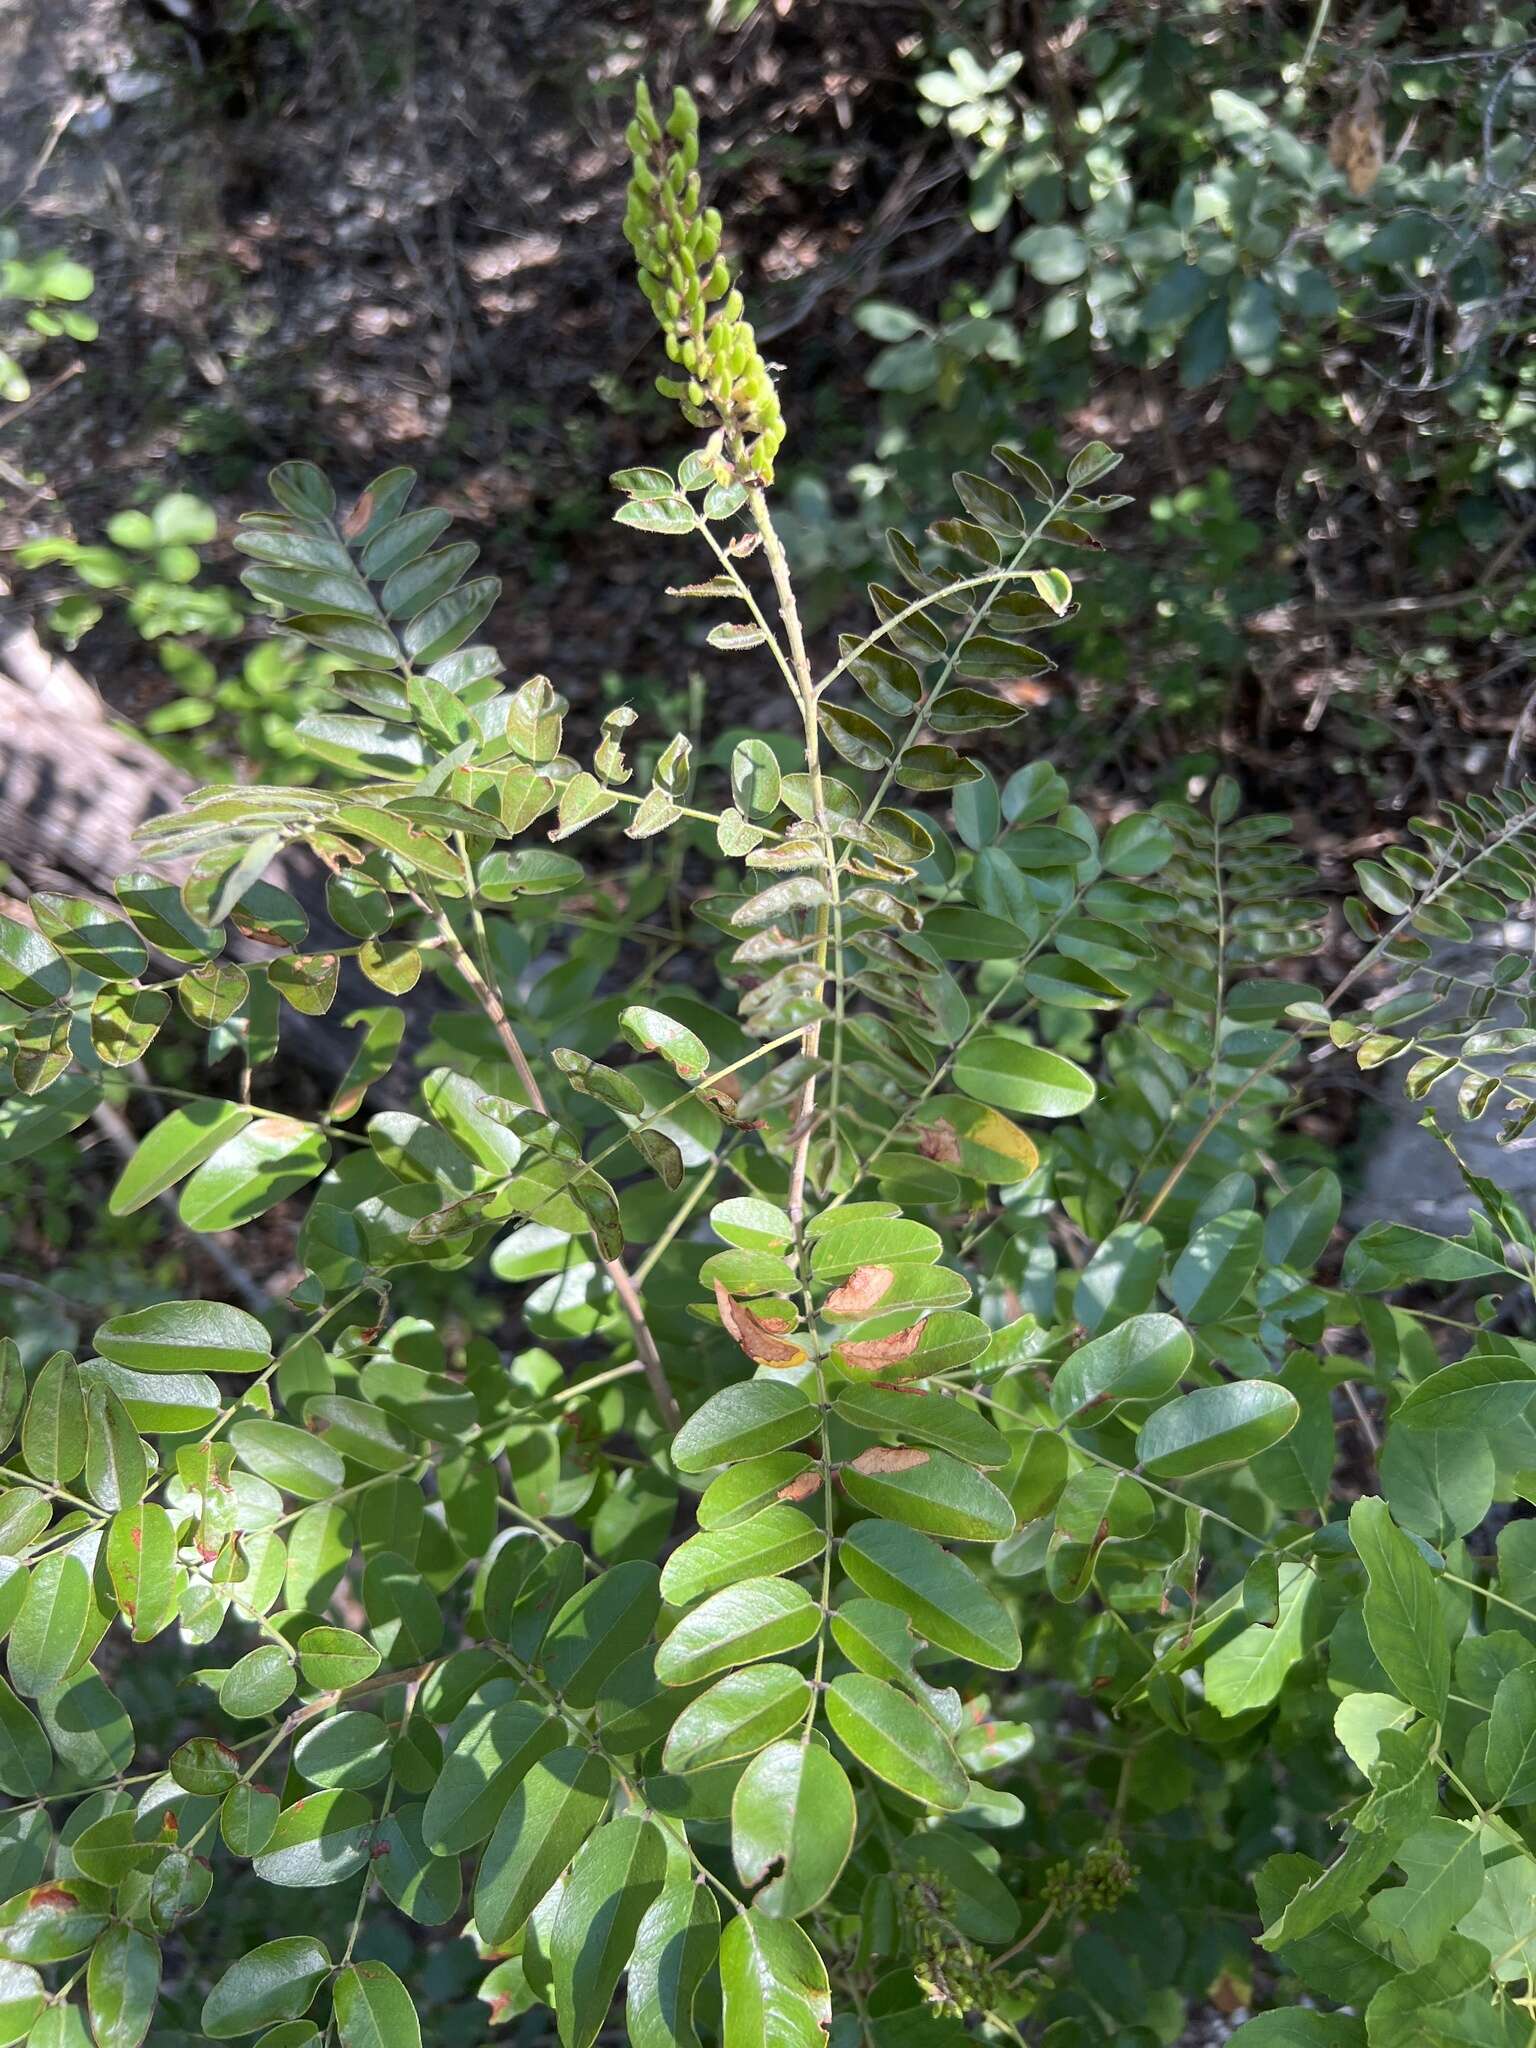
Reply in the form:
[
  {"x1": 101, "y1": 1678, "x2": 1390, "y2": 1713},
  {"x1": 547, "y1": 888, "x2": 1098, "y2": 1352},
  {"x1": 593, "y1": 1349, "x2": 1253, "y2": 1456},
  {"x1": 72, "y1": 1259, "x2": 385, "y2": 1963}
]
[
  {"x1": 748, "y1": 487, "x2": 831, "y2": 1232},
  {"x1": 417, "y1": 881, "x2": 682, "y2": 1430}
]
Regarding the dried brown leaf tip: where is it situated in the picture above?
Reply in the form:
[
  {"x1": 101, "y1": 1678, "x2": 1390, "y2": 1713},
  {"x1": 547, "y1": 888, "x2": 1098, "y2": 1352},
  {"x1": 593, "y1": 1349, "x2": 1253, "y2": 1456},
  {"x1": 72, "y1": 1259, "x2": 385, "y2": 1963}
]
[
  {"x1": 823, "y1": 1263, "x2": 896, "y2": 1317},
  {"x1": 848, "y1": 1446, "x2": 930, "y2": 1476},
  {"x1": 776, "y1": 1467, "x2": 824, "y2": 1503},
  {"x1": 713, "y1": 1278, "x2": 806, "y2": 1368},
  {"x1": 701, "y1": 1072, "x2": 768, "y2": 1130},
  {"x1": 834, "y1": 1319, "x2": 926, "y2": 1373}
]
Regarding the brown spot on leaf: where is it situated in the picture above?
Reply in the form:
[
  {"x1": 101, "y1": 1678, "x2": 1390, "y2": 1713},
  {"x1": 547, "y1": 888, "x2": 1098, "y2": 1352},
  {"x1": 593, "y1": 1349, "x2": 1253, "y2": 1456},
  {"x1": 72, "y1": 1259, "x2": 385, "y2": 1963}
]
[
  {"x1": 1210, "y1": 1974, "x2": 1246, "y2": 2017},
  {"x1": 917, "y1": 1118, "x2": 962, "y2": 1166},
  {"x1": 776, "y1": 1468, "x2": 823, "y2": 1504},
  {"x1": 849, "y1": 1446, "x2": 930, "y2": 1476},
  {"x1": 835, "y1": 1319, "x2": 926, "y2": 1373},
  {"x1": 700, "y1": 1087, "x2": 768, "y2": 1131},
  {"x1": 343, "y1": 490, "x2": 375, "y2": 538},
  {"x1": 823, "y1": 1264, "x2": 895, "y2": 1316},
  {"x1": 714, "y1": 1280, "x2": 806, "y2": 1368},
  {"x1": 29, "y1": 1887, "x2": 78, "y2": 1911}
]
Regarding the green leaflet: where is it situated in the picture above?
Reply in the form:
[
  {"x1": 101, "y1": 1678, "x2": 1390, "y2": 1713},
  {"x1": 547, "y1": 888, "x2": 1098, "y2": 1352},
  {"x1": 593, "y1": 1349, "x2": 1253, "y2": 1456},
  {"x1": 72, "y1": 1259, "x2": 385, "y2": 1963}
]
[
  {"x1": 107, "y1": 1114, "x2": 249, "y2": 1204},
  {"x1": 550, "y1": 1817, "x2": 667, "y2": 2048},
  {"x1": 8, "y1": 1552, "x2": 93, "y2": 1697},
  {"x1": 541, "y1": 1561, "x2": 663, "y2": 1707},
  {"x1": 662, "y1": 1665, "x2": 812, "y2": 1774},
  {"x1": 0, "y1": 1681, "x2": 50, "y2": 1799},
  {"x1": 333, "y1": 1963, "x2": 420, "y2": 2048},
  {"x1": 0, "y1": 1963, "x2": 46, "y2": 2048},
  {"x1": 823, "y1": 1673, "x2": 967, "y2": 1810},
  {"x1": 1138, "y1": 1381, "x2": 1300, "y2": 1478},
  {"x1": 294, "y1": 1712, "x2": 393, "y2": 1794},
  {"x1": 672, "y1": 1384, "x2": 818, "y2": 1472},
  {"x1": 1049, "y1": 1312, "x2": 1191, "y2": 1422},
  {"x1": 654, "y1": 1580, "x2": 822, "y2": 1687},
  {"x1": 250, "y1": 1792, "x2": 375, "y2": 1887},
  {"x1": 421, "y1": 1701, "x2": 564, "y2": 1853},
  {"x1": 718, "y1": 1912, "x2": 831, "y2": 2048},
  {"x1": 626, "y1": 1879, "x2": 720, "y2": 2048},
  {"x1": 659, "y1": 1507, "x2": 824, "y2": 1605},
  {"x1": 730, "y1": 1740, "x2": 856, "y2": 1916},
  {"x1": 1365, "y1": 1819, "x2": 1484, "y2": 1967},
  {"x1": 1350, "y1": 1498, "x2": 1451, "y2": 1724},
  {"x1": 839, "y1": 1520, "x2": 1020, "y2": 1671},
  {"x1": 19, "y1": 1354, "x2": 86, "y2": 1487},
  {"x1": 473, "y1": 1749, "x2": 612, "y2": 1946},
  {"x1": 952, "y1": 1035, "x2": 1095, "y2": 1118},
  {"x1": 1205, "y1": 1562, "x2": 1317, "y2": 1717},
  {"x1": 201, "y1": 1940, "x2": 333, "y2": 2039},
  {"x1": 86, "y1": 1926, "x2": 160, "y2": 2048},
  {"x1": 1169, "y1": 1211, "x2": 1263, "y2": 1323},
  {"x1": 1484, "y1": 1667, "x2": 1536, "y2": 1807}
]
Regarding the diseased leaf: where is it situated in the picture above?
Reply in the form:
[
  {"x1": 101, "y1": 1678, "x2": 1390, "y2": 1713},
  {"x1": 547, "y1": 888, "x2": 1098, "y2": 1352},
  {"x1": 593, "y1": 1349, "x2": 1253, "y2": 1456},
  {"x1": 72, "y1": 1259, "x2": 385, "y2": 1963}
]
[
  {"x1": 731, "y1": 1741, "x2": 855, "y2": 1917},
  {"x1": 714, "y1": 1284, "x2": 807, "y2": 1368},
  {"x1": 822, "y1": 1265, "x2": 895, "y2": 1316}
]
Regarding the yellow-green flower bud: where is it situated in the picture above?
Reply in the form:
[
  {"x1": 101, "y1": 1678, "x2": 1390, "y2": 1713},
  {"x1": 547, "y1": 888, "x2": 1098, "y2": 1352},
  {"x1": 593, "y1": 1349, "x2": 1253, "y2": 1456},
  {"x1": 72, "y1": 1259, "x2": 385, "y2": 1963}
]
[{"x1": 624, "y1": 80, "x2": 785, "y2": 483}]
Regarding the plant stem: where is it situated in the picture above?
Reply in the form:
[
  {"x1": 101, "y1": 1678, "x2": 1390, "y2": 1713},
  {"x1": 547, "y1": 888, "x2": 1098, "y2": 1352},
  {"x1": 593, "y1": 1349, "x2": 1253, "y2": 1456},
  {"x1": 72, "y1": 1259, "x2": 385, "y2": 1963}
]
[
  {"x1": 842, "y1": 498, "x2": 1072, "y2": 834},
  {"x1": 415, "y1": 876, "x2": 681, "y2": 1429},
  {"x1": 749, "y1": 487, "x2": 836, "y2": 1231},
  {"x1": 995, "y1": 1903, "x2": 1057, "y2": 1969}
]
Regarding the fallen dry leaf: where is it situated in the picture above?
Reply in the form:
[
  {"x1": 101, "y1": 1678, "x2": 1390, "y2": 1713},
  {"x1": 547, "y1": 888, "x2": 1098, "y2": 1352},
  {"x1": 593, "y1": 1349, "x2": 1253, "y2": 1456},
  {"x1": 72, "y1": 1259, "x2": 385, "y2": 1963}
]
[
  {"x1": 714, "y1": 1279, "x2": 806, "y2": 1368},
  {"x1": 823, "y1": 1263, "x2": 895, "y2": 1316}
]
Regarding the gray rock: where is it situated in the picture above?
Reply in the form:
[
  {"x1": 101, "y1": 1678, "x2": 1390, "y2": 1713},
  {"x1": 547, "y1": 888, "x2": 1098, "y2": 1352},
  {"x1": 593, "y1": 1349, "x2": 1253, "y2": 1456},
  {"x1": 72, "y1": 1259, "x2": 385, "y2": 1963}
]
[{"x1": 1350, "y1": 923, "x2": 1536, "y2": 1233}]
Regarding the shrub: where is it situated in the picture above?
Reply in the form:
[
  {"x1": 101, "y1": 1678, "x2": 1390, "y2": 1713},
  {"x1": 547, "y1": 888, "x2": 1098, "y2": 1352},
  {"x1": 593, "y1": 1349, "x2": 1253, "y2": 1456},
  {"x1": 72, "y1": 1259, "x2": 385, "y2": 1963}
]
[
  {"x1": 789, "y1": 6, "x2": 1536, "y2": 733},
  {"x1": 14, "y1": 494, "x2": 334, "y2": 778},
  {"x1": 4, "y1": 81, "x2": 1536, "y2": 2048},
  {"x1": 0, "y1": 234, "x2": 96, "y2": 405}
]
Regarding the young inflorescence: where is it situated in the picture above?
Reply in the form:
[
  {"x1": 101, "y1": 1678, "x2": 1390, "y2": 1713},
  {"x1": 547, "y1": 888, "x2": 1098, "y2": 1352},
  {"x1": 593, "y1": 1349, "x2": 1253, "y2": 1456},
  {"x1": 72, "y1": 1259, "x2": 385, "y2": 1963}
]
[{"x1": 623, "y1": 82, "x2": 785, "y2": 482}]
